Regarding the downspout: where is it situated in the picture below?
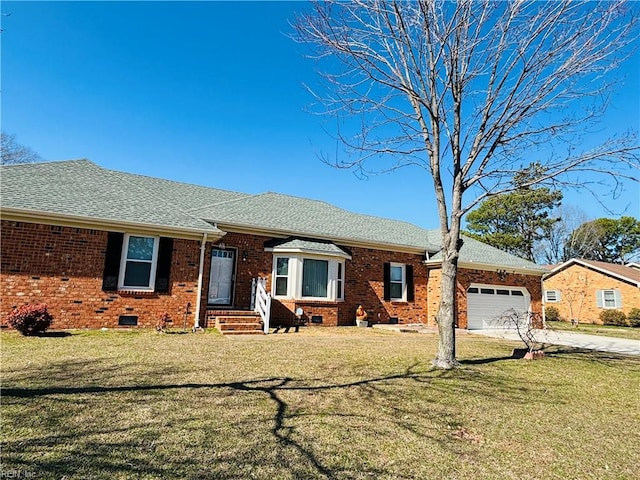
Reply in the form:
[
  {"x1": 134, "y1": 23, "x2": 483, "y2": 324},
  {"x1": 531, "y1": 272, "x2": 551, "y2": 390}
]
[{"x1": 194, "y1": 232, "x2": 208, "y2": 330}]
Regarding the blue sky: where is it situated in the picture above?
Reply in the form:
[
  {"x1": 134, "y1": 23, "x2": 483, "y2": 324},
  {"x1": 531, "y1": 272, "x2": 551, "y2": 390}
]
[{"x1": 2, "y1": 1, "x2": 638, "y2": 230}]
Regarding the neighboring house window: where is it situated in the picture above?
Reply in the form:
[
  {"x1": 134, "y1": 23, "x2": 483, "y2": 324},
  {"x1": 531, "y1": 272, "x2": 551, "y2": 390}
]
[
  {"x1": 102, "y1": 232, "x2": 173, "y2": 293},
  {"x1": 272, "y1": 255, "x2": 345, "y2": 301},
  {"x1": 596, "y1": 289, "x2": 622, "y2": 309},
  {"x1": 545, "y1": 290, "x2": 560, "y2": 302},
  {"x1": 383, "y1": 262, "x2": 415, "y2": 302}
]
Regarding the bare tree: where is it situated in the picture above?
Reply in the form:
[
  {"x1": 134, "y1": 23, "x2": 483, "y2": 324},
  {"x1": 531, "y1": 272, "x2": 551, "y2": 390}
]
[
  {"x1": 534, "y1": 205, "x2": 593, "y2": 265},
  {"x1": 1, "y1": 132, "x2": 43, "y2": 165},
  {"x1": 294, "y1": 0, "x2": 639, "y2": 369},
  {"x1": 563, "y1": 271, "x2": 592, "y2": 324}
]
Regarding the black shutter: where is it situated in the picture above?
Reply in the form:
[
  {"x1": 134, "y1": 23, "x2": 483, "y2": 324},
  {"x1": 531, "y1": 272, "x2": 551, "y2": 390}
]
[
  {"x1": 155, "y1": 237, "x2": 173, "y2": 293},
  {"x1": 406, "y1": 264, "x2": 414, "y2": 302},
  {"x1": 102, "y1": 232, "x2": 124, "y2": 291},
  {"x1": 383, "y1": 262, "x2": 391, "y2": 301}
]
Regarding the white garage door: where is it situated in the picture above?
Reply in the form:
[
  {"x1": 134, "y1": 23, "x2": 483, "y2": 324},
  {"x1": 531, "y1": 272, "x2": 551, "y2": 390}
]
[{"x1": 466, "y1": 285, "x2": 530, "y2": 329}]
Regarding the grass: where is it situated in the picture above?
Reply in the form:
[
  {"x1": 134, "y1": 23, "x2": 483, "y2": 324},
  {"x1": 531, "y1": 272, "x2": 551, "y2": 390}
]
[
  {"x1": 546, "y1": 320, "x2": 640, "y2": 341},
  {"x1": 2, "y1": 327, "x2": 639, "y2": 480}
]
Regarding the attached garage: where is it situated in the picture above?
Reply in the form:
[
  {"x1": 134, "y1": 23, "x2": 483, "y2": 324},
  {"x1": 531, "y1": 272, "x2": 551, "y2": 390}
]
[{"x1": 466, "y1": 284, "x2": 531, "y2": 329}]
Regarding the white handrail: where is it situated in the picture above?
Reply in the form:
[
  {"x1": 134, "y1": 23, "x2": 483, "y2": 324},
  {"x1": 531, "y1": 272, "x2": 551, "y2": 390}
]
[{"x1": 253, "y1": 277, "x2": 271, "y2": 334}]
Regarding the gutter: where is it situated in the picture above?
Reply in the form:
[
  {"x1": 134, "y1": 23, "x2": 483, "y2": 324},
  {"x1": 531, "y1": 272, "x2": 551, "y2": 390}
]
[
  {"x1": 1, "y1": 207, "x2": 224, "y2": 241},
  {"x1": 423, "y1": 258, "x2": 547, "y2": 276},
  {"x1": 215, "y1": 223, "x2": 434, "y2": 255}
]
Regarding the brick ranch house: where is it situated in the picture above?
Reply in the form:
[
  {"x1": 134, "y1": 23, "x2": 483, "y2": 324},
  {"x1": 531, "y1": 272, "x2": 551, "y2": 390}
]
[
  {"x1": 543, "y1": 259, "x2": 640, "y2": 324},
  {"x1": 1, "y1": 160, "x2": 545, "y2": 333}
]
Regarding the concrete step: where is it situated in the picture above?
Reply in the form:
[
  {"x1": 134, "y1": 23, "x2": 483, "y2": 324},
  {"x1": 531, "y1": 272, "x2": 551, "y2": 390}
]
[
  {"x1": 210, "y1": 311, "x2": 264, "y2": 335},
  {"x1": 217, "y1": 322, "x2": 263, "y2": 330}
]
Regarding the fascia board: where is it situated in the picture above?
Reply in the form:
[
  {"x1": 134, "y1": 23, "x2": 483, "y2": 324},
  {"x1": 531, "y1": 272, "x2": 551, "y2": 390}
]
[
  {"x1": 215, "y1": 223, "x2": 429, "y2": 255},
  {"x1": 544, "y1": 259, "x2": 640, "y2": 287},
  {"x1": 424, "y1": 258, "x2": 546, "y2": 276},
  {"x1": 264, "y1": 246, "x2": 352, "y2": 260},
  {"x1": 1, "y1": 208, "x2": 225, "y2": 241}
]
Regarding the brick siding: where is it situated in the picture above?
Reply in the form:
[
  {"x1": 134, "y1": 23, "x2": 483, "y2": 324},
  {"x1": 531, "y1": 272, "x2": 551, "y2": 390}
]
[
  {"x1": 427, "y1": 267, "x2": 543, "y2": 329},
  {"x1": 1, "y1": 220, "x2": 544, "y2": 330},
  {"x1": 543, "y1": 264, "x2": 640, "y2": 324},
  {"x1": 210, "y1": 233, "x2": 430, "y2": 327},
  {"x1": 1, "y1": 221, "x2": 201, "y2": 329}
]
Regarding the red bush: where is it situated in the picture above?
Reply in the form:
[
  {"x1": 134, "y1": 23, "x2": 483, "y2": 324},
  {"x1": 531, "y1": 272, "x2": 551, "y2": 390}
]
[{"x1": 8, "y1": 303, "x2": 53, "y2": 335}]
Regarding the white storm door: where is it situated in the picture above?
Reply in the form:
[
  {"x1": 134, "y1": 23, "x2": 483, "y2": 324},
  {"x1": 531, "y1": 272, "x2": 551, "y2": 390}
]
[{"x1": 208, "y1": 249, "x2": 235, "y2": 305}]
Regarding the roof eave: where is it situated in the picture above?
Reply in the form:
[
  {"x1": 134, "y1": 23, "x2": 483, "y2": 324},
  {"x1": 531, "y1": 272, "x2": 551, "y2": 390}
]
[
  {"x1": 1, "y1": 207, "x2": 225, "y2": 241},
  {"x1": 544, "y1": 258, "x2": 640, "y2": 287},
  {"x1": 265, "y1": 246, "x2": 352, "y2": 260},
  {"x1": 424, "y1": 258, "x2": 546, "y2": 276},
  {"x1": 213, "y1": 222, "x2": 431, "y2": 255}
]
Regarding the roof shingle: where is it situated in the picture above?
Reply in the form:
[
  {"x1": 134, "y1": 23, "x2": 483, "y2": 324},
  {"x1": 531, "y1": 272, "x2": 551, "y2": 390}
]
[{"x1": 1, "y1": 160, "x2": 545, "y2": 272}]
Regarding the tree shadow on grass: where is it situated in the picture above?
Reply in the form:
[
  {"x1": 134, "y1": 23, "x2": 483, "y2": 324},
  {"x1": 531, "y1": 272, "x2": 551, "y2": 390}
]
[
  {"x1": 33, "y1": 331, "x2": 73, "y2": 338},
  {"x1": 2, "y1": 361, "x2": 566, "y2": 480},
  {"x1": 459, "y1": 355, "x2": 517, "y2": 365}
]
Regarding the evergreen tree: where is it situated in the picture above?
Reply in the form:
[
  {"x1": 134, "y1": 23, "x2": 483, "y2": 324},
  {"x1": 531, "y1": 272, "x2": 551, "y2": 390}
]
[{"x1": 465, "y1": 165, "x2": 563, "y2": 262}]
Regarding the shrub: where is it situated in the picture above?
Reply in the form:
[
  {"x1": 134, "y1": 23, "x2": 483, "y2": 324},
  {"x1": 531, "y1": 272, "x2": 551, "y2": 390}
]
[
  {"x1": 544, "y1": 306, "x2": 561, "y2": 322},
  {"x1": 627, "y1": 308, "x2": 640, "y2": 328},
  {"x1": 599, "y1": 309, "x2": 628, "y2": 327},
  {"x1": 8, "y1": 303, "x2": 53, "y2": 335}
]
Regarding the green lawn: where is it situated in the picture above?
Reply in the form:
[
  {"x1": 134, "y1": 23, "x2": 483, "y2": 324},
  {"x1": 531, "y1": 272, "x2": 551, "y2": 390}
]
[
  {"x1": 546, "y1": 320, "x2": 640, "y2": 341},
  {"x1": 2, "y1": 328, "x2": 639, "y2": 480}
]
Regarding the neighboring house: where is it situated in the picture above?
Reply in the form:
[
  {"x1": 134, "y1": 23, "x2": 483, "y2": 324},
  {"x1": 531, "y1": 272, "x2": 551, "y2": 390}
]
[
  {"x1": 543, "y1": 259, "x2": 640, "y2": 324},
  {"x1": 1, "y1": 160, "x2": 545, "y2": 332}
]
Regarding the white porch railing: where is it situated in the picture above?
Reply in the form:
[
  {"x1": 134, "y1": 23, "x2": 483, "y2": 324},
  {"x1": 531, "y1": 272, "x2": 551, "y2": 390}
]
[{"x1": 251, "y1": 277, "x2": 271, "y2": 334}]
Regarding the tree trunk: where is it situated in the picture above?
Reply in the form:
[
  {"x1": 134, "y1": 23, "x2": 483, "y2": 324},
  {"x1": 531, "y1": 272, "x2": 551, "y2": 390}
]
[{"x1": 432, "y1": 233, "x2": 461, "y2": 370}]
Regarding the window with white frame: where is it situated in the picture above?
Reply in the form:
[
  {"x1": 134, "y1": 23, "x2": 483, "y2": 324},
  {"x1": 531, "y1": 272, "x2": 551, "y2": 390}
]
[
  {"x1": 544, "y1": 290, "x2": 560, "y2": 302},
  {"x1": 119, "y1": 234, "x2": 159, "y2": 290},
  {"x1": 274, "y1": 257, "x2": 290, "y2": 296},
  {"x1": 302, "y1": 258, "x2": 328, "y2": 297},
  {"x1": 389, "y1": 263, "x2": 406, "y2": 301},
  {"x1": 272, "y1": 255, "x2": 345, "y2": 301},
  {"x1": 597, "y1": 289, "x2": 622, "y2": 309}
]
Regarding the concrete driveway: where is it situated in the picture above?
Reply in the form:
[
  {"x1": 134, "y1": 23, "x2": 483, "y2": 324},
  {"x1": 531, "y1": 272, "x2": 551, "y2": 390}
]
[{"x1": 472, "y1": 329, "x2": 640, "y2": 356}]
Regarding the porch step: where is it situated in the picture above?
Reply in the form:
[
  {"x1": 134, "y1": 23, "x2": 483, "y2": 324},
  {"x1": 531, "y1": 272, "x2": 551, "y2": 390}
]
[{"x1": 207, "y1": 310, "x2": 264, "y2": 335}]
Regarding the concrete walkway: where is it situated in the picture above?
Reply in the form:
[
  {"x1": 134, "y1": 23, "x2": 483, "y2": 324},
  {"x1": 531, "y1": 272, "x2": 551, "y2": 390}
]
[
  {"x1": 472, "y1": 329, "x2": 640, "y2": 356},
  {"x1": 372, "y1": 324, "x2": 640, "y2": 356}
]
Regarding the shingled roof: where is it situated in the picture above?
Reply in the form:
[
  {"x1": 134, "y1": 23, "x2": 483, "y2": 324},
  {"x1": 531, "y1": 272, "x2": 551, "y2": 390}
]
[
  {"x1": 545, "y1": 259, "x2": 640, "y2": 286},
  {"x1": 188, "y1": 191, "x2": 441, "y2": 251},
  {"x1": 0, "y1": 160, "x2": 545, "y2": 273},
  {"x1": 0, "y1": 160, "x2": 222, "y2": 236}
]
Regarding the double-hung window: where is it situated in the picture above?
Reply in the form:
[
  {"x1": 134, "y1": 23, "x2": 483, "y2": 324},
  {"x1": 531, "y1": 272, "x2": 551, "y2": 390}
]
[
  {"x1": 597, "y1": 289, "x2": 622, "y2": 309},
  {"x1": 119, "y1": 234, "x2": 159, "y2": 290},
  {"x1": 544, "y1": 290, "x2": 560, "y2": 302},
  {"x1": 390, "y1": 264, "x2": 405, "y2": 300},
  {"x1": 384, "y1": 262, "x2": 414, "y2": 302},
  {"x1": 102, "y1": 232, "x2": 173, "y2": 293},
  {"x1": 275, "y1": 257, "x2": 290, "y2": 296}
]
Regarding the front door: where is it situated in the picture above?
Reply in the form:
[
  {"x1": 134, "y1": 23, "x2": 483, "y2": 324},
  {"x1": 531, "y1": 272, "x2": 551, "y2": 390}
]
[{"x1": 208, "y1": 248, "x2": 235, "y2": 305}]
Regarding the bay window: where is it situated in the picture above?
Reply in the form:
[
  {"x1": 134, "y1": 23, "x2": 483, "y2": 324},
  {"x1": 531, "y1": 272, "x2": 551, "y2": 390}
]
[{"x1": 272, "y1": 255, "x2": 346, "y2": 301}]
